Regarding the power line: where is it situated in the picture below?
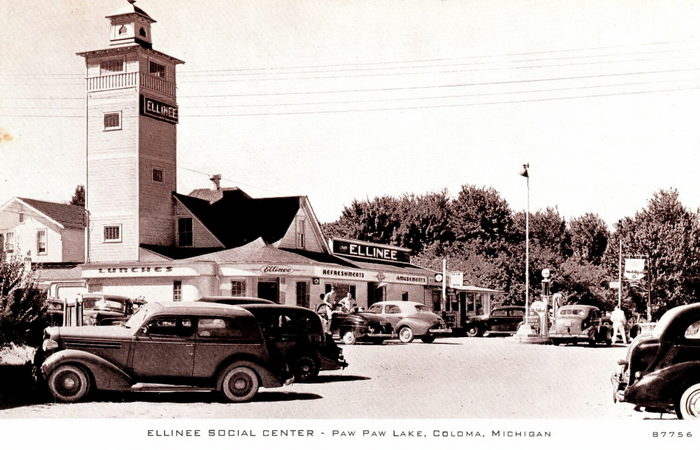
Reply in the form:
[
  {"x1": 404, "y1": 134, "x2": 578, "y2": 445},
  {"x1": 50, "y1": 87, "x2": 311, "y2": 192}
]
[{"x1": 179, "y1": 84, "x2": 700, "y2": 118}]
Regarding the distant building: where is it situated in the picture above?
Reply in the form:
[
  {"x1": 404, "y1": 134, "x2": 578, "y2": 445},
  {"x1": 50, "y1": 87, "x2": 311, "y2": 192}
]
[{"x1": 0, "y1": 197, "x2": 85, "y2": 263}]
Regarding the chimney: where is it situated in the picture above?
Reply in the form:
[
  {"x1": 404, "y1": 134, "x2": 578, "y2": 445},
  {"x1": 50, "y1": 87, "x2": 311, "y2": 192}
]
[{"x1": 210, "y1": 174, "x2": 222, "y2": 191}]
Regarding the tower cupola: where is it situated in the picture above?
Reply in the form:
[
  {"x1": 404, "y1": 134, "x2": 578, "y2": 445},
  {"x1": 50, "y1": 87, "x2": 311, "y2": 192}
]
[{"x1": 106, "y1": 0, "x2": 156, "y2": 48}]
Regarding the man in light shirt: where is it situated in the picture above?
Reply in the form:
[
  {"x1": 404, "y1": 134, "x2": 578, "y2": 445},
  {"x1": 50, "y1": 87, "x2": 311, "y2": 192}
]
[{"x1": 611, "y1": 306, "x2": 628, "y2": 345}]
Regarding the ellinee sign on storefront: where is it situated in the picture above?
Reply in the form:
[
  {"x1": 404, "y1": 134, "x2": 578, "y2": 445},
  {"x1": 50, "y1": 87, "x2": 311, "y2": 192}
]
[
  {"x1": 331, "y1": 239, "x2": 411, "y2": 263},
  {"x1": 140, "y1": 95, "x2": 178, "y2": 124}
]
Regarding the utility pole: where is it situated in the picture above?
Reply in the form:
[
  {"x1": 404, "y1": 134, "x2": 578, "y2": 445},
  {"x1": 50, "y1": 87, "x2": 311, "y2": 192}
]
[{"x1": 618, "y1": 238, "x2": 622, "y2": 308}]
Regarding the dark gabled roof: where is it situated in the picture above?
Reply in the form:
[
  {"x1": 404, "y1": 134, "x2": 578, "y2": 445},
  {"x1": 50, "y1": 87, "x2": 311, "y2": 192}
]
[
  {"x1": 188, "y1": 187, "x2": 252, "y2": 204},
  {"x1": 139, "y1": 244, "x2": 223, "y2": 260},
  {"x1": 173, "y1": 191, "x2": 300, "y2": 248},
  {"x1": 182, "y1": 239, "x2": 325, "y2": 264},
  {"x1": 17, "y1": 198, "x2": 85, "y2": 228}
]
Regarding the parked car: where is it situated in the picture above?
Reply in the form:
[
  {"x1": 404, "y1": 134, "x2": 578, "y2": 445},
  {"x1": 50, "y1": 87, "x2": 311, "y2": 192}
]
[
  {"x1": 34, "y1": 301, "x2": 294, "y2": 403},
  {"x1": 196, "y1": 296, "x2": 274, "y2": 306},
  {"x1": 327, "y1": 301, "x2": 451, "y2": 344},
  {"x1": 464, "y1": 306, "x2": 525, "y2": 337},
  {"x1": 549, "y1": 305, "x2": 612, "y2": 346},
  {"x1": 612, "y1": 303, "x2": 700, "y2": 419},
  {"x1": 237, "y1": 304, "x2": 347, "y2": 381},
  {"x1": 82, "y1": 294, "x2": 146, "y2": 326}
]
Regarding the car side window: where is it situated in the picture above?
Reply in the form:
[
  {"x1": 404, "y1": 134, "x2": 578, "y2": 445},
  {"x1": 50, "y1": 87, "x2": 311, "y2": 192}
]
[
  {"x1": 197, "y1": 317, "x2": 244, "y2": 338},
  {"x1": 385, "y1": 305, "x2": 401, "y2": 314},
  {"x1": 491, "y1": 309, "x2": 507, "y2": 317},
  {"x1": 367, "y1": 304, "x2": 383, "y2": 314},
  {"x1": 144, "y1": 317, "x2": 193, "y2": 337},
  {"x1": 510, "y1": 309, "x2": 524, "y2": 317},
  {"x1": 684, "y1": 320, "x2": 700, "y2": 339}
]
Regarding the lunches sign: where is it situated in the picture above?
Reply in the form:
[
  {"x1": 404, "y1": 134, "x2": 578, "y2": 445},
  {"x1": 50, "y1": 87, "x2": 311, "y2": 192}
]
[
  {"x1": 140, "y1": 95, "x2": 178, "y2": 124},
  {"x1": 331, "y1": 238, "x2": 411, "y2": 263}
]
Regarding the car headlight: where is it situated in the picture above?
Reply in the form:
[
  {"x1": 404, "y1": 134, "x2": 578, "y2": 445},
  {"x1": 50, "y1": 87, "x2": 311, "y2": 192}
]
[{"x1": 42, "y1": 339, "x2": 59, "y2": 351}]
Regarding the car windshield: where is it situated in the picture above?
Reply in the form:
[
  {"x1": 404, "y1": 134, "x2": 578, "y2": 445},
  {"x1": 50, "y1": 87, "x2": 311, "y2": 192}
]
[
  {"x1": 123, "y1": 302, "x2": 158, "y2": 329},
  {"x1": 558, "y1": 308, "x2": 587, "y2": 317},
  {"x1": 652, "y1": 309, "x2": 677, "y2": 338},
  {"x1": 83, "y1": 297, "x2": 126, "y2": 313}
]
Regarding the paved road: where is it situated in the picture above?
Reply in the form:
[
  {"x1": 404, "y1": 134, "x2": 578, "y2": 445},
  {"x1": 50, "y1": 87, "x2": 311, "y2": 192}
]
[{"x1": 0, "y1": 337, "x2": 669, "y2": 419}]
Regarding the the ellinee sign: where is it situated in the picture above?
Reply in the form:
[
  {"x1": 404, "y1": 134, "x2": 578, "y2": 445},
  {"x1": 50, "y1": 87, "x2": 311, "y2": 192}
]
[
  {"x1": 331, "y1": 238, "x2": 411, "y2": 263},
  {"x1": 140, "y1": 95, "x2": 178, "y2": 124}
]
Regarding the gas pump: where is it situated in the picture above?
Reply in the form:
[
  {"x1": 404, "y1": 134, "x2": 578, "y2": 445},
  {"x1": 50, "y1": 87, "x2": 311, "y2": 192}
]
[{"x1": 540, "y1": 269, "x2": 551, "y2": 338}]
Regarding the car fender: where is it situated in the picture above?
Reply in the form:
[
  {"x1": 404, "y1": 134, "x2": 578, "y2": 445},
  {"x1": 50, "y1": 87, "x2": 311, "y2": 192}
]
[
  {"x1": 396, "y1": 318, "x2": 430, "y2": 336},
  {"x1": 628, "y1": 362, "x2": 700, "y2": 405},
  {"x1": 214, "y1": 354, "x2": 286, "y2": 388},
  {"x1": 41, "y1": 349, "x2": 133, "y2": 391}
]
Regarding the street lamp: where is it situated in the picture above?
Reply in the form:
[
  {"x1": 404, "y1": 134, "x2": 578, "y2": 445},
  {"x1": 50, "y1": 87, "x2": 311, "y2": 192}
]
[{"x1": 519, "y1": 163, "x2": 532, "y2": 335}]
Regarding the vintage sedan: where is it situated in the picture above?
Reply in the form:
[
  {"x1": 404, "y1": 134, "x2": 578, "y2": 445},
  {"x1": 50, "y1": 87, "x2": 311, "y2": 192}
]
[
  {"x1": 612, "y1": 303, "x2": 700, "y2": 419},
  {"x1": 196, "y1": 296, "x2": 274, "y2": 306},
  {"x1": 329, "y1": 301, "x2": 451, "y2": 344},
  {"x1": 549, "y1": 305, "x2": 612, "y2": 346},
  {"x1": 34, "y1": 302, "x2": 294, "y2": 403},
  {"x1": 81, "y1": 294, "x2": 146, "y2": 326},
  {"x1": 237, "y1": 304, "x2": 347, "y2": 381},
  {"x1": 464, "y1": 306, "x2": 525, "y2": 337}
]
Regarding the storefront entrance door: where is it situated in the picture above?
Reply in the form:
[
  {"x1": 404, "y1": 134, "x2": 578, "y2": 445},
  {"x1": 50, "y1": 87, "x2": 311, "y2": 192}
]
[{"x1": 258, "y1": 280, "x2": 280, "y2": 303}]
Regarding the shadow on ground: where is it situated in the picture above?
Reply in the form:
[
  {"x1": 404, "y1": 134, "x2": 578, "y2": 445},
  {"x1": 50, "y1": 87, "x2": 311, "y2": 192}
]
[
  {"x1": 298, "y1": 374, "x2": 370, "y2": 384},
  {"x1": 0, "y1": 364, "x2": 43, "y2": 410}
]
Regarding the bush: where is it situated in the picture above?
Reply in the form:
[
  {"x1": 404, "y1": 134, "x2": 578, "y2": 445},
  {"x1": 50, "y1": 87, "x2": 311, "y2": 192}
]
[{"x1": 0, "y1": 256, "x2": 48, "y2": 349}]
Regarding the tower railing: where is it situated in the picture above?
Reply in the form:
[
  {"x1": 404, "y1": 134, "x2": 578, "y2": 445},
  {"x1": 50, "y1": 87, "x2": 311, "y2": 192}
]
[{"x1": 86, "y1": 72, "x2": 176, "y2": 98}]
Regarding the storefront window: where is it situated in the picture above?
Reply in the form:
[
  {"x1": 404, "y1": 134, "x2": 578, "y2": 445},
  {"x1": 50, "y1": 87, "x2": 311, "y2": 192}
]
[
  {"x1": 231, "y1": 280, "x2": 246, "y2": 296},
  {"x1": 401, "y1": 292, "x2": 409, "y2": 301},
  {"x1": 173, "y1": 280, "x2": 182, "y2": 301}
]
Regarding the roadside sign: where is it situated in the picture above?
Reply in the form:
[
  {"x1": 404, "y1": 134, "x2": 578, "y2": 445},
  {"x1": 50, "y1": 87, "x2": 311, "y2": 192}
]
[{"x1": 609, "y1": 281, "x2": 620, "y2": 289}]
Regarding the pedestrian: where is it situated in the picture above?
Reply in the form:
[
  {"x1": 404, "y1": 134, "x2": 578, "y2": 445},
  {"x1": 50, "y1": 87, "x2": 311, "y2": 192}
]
[
  {"x1": 339, "y1": 292, "x2": 356, "y2": 312},
  {"x1": 611, "y1": 306, "x2": 628, "y2": 345}
]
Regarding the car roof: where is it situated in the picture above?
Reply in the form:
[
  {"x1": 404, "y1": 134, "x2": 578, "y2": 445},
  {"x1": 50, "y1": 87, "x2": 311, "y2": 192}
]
[
  {"x1": 239, "y1": 304, "x2": 315, "y2": 313},
  {"x1": 559, "y1": 304, "x2": 597, "y2": 311},
  {"x1": 147, "y1": 301, "x2": 255, "y2": 318},
  {"x1": 196, "y1": 296, "x2": 274, "y2": 304},
  {"x1": 375, "y1": 301, "x2": 423, "y2": 306},
  {"x1": 82, "y1": 294, "x2": 131, "y2": 300}
]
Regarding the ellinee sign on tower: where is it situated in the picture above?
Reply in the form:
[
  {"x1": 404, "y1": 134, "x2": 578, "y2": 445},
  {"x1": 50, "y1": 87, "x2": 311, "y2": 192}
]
[{"x1": 77, "y1": 1, "x2": 184, "y2": 263}]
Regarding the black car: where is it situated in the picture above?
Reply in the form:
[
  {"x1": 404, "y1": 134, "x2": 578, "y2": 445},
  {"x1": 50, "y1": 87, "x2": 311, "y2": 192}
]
[
  {"x1": 612, "y1": 303, "x2": 700, "y2": 419},
  {"x1": 196, "y1": 296, "x2": 275, "y2": 306},
  {"x1": 35, "y1": 302, "x2": 294, "y2": 403},
  {"x1": 464, "y1": 306, "x2": 526, "y2": 337},
  {"x1": 237, "y1": 304, "x2": 347, "y2": 381}
]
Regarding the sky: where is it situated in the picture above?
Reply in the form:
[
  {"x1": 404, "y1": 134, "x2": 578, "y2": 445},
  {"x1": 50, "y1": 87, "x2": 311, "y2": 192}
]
[{"x1": 1, "y1": 0, "x2": 699, "y2": 227}]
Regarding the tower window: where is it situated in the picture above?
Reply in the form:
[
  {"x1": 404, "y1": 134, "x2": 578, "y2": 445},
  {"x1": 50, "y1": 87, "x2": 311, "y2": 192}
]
[
  {"x1": 100, "y1": 59, "x2": 124, "y2": 75},
  {"x1": 139, "y1": 27, "x2": 147, "y2": 37},
  {"x1": 152, "y1": 168, "x2": 163, "y2": 182},
  {"x1": 178, "y1": 217, "x2": 193, "y2": 247},
  {"x1": 103, "y1": 225, "x2": 122, "y2": 243},
  {"x1": 103, "y1": 112, "x2": 121, "y2": 131},
  {"x1": 118, "y1": 25, "x2": 127, "y2": 35},
  {"x1": 149, "y1": 61, "x2": 166, "y2": 79},
  {"x1": 36, "y1": 229, "x2": 47, "y2": 255},
  {"x1": 18, "y1": 212, "x2": 24, "y2": 223}
]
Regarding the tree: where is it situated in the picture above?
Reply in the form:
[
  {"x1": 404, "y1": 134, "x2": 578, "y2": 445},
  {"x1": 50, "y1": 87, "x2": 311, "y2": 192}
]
[
  {"x1": 0, "y1": 256, "x2": 47, "y2": 349},
  {"x1": 70, "y1": 185, "x2": 85, "y2": 207},
  {"x1": 603, "y1": 190, "x2": 700, "y2": 319},
  {"x1": 449, "y1": 185, "x2": 513, "y2": 256},
  {"x1": 568, "y1": 213, "x2": 609, "y2": 265}
]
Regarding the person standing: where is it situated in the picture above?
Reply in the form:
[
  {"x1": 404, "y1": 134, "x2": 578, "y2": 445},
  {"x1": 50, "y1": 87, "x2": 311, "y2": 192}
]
[
  {"x1": 611, "y1": 306, "x2": 628, "y2": 345},
  {"x1": 339, "y1": 292, "x2": 356, "y2": 312}
]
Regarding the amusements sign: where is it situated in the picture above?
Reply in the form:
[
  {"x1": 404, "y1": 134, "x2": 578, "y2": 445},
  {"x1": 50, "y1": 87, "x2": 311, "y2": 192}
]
[
  {"x1": 331, "y1": 238, "x2": 411, "y2": 263},
  {"x1": 140, "y1": 95, "x2": 178, "y2": 124},
  {"x1": 624, "y1": 258, "x2": 646, "y2": 281}
]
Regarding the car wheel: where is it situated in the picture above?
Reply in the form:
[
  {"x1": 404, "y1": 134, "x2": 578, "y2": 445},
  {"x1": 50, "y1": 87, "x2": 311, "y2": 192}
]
[
  {"x1": 294, "y1": 356, "x2": 320, "y2": 382},
  {"x1": 466, "y1": 325, "x2": 481, "y2": 337},
  {"x1": 47, "y1": 364, "x2": 91, "y2": 403},
  {"x1": 676, "y1": 383, "x2": 700, "y2": 420},
  {"x1": 341, "y1": 330, "x2": 357, "y2": 345},
  {"x1": 421, "y1": 334, "x2": 435, "y2": 343},
  {"x1": 218, "y1": 365, "x2": 260, "y2": 402},
  {"x1": 398, "y1": 326, "x2": 414, "y2": 343}
]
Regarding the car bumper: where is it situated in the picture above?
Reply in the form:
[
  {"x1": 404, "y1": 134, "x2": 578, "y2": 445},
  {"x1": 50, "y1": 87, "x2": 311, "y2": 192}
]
[
  {"x1": 610, "y1": 370, "x2": 627, "y2": 403},
  {"x1": 428, "y1": 327, "x2": 452, "y2": 335}
]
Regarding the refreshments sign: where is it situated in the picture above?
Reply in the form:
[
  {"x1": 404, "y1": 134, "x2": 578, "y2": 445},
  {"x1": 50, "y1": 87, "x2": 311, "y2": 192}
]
[
  {"x1": 140, "y1": 95, "x2": 178, "y2": 124},
  {"x1": 624, "y1": 258, "x2": 646, "y2": 281},
  {"x1": 331, "y1": 238, "x2": 411, "y2": 263}
]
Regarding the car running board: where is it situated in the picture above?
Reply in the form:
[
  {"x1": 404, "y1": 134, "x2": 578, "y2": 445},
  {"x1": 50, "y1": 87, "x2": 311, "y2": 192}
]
[{"x1": 130, "y1": 383, "x2": 214, "y2": 393}]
